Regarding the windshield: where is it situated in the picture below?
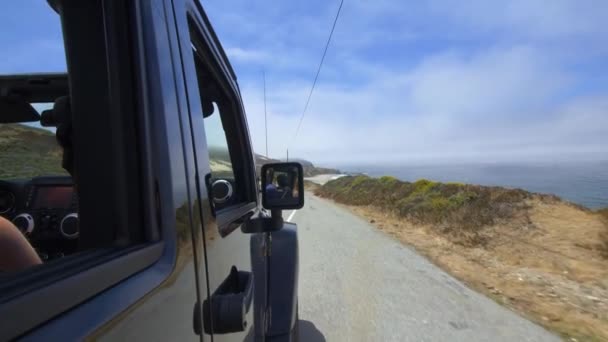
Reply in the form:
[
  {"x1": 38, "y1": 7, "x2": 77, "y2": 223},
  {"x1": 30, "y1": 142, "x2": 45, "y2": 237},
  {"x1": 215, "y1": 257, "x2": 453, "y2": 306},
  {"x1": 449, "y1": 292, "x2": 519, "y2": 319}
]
[{"x1": 0, "y1": 2, "x2": 68, "y2": 180}]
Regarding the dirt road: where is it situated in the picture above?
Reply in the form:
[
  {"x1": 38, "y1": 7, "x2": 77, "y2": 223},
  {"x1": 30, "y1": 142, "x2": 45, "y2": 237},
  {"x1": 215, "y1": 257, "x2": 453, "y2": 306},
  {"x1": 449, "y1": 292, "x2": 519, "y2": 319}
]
[{"x1": 291, "y1": 194, "x2": 559, "y2": 342}]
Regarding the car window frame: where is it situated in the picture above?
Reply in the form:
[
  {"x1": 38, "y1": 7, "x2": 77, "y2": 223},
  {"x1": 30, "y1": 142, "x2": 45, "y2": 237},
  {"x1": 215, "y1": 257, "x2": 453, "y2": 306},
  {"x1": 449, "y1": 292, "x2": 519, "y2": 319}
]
[
  {"x1": 184, "y1": 3, "x2": 258, "y2": 232},
  {"x1": 0, "y1": 1, "x2": 165, "y2": 340}
]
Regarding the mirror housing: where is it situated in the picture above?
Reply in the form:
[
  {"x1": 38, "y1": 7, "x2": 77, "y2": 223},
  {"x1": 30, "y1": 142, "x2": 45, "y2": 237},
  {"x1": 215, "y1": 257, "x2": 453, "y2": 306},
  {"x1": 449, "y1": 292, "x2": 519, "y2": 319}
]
[{"x1": 261, "y1": 162, "x2": 304, "y2": 210}]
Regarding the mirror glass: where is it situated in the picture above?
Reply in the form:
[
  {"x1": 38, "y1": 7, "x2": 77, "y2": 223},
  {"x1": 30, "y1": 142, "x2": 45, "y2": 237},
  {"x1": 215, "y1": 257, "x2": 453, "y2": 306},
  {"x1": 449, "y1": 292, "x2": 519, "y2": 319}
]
[{"x1": 262, "y1": 163, "x2": 304, "y2": 210}]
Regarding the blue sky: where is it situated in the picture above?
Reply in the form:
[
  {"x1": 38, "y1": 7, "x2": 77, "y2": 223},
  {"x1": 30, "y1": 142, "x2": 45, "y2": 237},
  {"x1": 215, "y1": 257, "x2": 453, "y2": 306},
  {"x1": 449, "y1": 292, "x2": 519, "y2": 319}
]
[{"x1": 3, "y1": 1, "x2": 608, "y2": 166}]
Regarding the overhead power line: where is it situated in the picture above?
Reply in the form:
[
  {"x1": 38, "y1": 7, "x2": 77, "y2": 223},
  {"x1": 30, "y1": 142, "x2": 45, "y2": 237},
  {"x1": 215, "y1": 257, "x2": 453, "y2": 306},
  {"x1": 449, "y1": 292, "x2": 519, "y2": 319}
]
[{"x1": 292, "y1": 0, "x2": 344, "y2": 146}]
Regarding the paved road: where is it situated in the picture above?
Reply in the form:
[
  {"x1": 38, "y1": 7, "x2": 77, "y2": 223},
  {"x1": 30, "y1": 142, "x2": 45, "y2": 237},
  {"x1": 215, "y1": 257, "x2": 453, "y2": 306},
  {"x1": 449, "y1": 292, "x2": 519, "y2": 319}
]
[
  {"x1": 305, "y1": 174, "x2": 345, "y2": 185},
  {"x1": 291, "y1": 193, "x2": 559, "y2": 342}
]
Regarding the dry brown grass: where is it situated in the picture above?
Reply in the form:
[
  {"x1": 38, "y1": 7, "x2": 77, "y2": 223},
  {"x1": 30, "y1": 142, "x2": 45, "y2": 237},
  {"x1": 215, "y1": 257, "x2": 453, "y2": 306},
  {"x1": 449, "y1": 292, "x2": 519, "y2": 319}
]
[
  {"x1": 303, "y1": 180, "x2": 321, "y2": 192},
  {"x1": 597, "y1": 209, "x2": 608, "y2": 259},
  {"x1": 341, "y1": 201, "x2": 608, "y2": 341}
]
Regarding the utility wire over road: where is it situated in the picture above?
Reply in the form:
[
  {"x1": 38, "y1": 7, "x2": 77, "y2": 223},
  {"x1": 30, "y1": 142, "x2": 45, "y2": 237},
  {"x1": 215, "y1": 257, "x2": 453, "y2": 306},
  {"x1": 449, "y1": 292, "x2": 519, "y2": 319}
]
[{"x1": 289, "y1": 0, "x2": 344, "y2": 157}]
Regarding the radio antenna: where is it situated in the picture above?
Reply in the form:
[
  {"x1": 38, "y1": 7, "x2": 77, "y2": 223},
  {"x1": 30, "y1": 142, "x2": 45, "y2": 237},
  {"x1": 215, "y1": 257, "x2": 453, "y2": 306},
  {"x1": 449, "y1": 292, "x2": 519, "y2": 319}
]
[{"x1": 263, "y1": 70, "x2": 269, "y2": 158}]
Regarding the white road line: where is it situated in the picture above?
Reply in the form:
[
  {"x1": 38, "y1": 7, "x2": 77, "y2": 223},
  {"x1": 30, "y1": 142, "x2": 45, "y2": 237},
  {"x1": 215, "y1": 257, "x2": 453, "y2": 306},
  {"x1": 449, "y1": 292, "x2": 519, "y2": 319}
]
[{"x1": 287, "y1": 210, "x2": 297, "y2": 222}]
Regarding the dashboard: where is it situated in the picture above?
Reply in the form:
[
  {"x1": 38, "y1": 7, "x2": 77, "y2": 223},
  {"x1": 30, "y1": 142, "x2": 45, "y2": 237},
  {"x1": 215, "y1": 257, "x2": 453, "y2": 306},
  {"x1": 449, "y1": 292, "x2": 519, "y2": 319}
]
[{"x1": 0, "y1": 176, "x2": 79, "y2": 261}]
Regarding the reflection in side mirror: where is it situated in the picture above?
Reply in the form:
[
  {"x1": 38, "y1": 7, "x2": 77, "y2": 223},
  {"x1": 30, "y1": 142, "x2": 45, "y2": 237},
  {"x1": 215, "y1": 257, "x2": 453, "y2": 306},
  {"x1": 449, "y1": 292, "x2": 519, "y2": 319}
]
[{"x1": 261, "y1": 162, "x2": 304, "y2": 210}]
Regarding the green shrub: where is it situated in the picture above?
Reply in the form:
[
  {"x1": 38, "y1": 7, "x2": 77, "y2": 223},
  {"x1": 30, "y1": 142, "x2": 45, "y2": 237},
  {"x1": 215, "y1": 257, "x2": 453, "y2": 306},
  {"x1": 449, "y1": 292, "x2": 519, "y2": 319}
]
[
  {"x1": 379, "y1": 175, "x2": 399, "y2": 187},
  {"x1": 411, "y1": 179, "x2": 437, "y2": 196},
  {"x1": 350, "y1": 175, "x2": 369, "y2": 187}
]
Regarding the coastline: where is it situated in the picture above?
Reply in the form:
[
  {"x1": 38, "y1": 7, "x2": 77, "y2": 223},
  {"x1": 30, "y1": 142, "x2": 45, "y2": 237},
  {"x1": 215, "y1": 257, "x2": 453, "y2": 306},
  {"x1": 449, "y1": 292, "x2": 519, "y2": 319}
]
[{"x1": 337, "y1": 161, "x2": 608, "y2": 210}]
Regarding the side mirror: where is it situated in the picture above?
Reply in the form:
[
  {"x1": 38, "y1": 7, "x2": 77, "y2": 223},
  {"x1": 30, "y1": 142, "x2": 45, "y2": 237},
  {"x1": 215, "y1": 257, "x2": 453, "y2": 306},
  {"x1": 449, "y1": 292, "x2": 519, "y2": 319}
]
[{"x1": 261, "y1": 162, "x2": 304, "y2": 210}]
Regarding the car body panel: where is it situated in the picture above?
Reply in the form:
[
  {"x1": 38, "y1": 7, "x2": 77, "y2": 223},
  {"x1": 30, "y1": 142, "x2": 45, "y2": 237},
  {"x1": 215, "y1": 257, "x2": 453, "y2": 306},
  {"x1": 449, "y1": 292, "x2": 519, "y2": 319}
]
[
  {"x1": 173, "y1": 0, "x2": 258, "y2": 340},
  {"x1": 22, "y1": 1, "x2": 205, "y2": 341},
  {"x1": 267, "y1": 223, "x2": 299, "y2": 338}
]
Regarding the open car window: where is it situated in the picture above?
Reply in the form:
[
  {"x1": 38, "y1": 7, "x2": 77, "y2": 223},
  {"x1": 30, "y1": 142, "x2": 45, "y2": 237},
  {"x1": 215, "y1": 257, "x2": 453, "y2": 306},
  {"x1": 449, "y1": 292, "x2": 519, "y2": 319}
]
[
  {"x1": 0, "y1": 4, "x2": 76, "y2": 270},
  {"x1": 0, "y1": 3, "x2": 159, "y2": 339}
]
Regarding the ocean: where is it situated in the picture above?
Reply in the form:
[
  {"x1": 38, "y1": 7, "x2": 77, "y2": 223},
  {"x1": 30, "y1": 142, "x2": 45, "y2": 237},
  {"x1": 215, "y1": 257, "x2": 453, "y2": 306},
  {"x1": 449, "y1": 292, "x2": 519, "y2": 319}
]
[{"x1": 339, "y1": 161, "x2": 608, "y2": 209}]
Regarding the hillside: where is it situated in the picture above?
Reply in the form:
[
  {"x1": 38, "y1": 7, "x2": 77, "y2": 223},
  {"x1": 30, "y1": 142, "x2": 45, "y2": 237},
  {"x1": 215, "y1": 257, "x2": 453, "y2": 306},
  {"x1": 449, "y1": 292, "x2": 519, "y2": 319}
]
[
  {"x1": 254, "y1": 154, "x2": 340, "y2": 177},
  {"x1": 317, "y1": 175, "x2": 552, "y2": 245},
  {"x1": 316, "y1": 175, "x2": 608, "y2": 341},
  {"x1": 0, "y1": 124, "x2": 339, "y2": 179},
  {"x1": 0, "y1": 124, "x2": 66, "y2": 179}
]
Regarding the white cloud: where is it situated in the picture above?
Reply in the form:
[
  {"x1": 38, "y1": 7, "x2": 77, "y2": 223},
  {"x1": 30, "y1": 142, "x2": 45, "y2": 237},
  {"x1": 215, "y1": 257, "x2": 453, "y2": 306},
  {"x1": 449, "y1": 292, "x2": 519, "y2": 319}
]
[
  {"x1": 225, "y1": 47, "x2": 269, "y2": 63},
  {"x1": 203, "y1": 0, "x2": 608, "y2": 166},
  {"x1": 407, "y1": 46, "x2": 571, "y2": 118},
  {"x1": 241, "y1": 44, "x2": 608, "y2": 166}
]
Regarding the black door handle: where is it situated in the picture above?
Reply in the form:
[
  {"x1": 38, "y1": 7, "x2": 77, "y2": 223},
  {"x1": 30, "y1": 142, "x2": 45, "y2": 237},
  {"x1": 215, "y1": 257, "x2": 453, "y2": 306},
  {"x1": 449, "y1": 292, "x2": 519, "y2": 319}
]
[{"x1": 202, "y1": 266, "x2": 253, "y2": 334}]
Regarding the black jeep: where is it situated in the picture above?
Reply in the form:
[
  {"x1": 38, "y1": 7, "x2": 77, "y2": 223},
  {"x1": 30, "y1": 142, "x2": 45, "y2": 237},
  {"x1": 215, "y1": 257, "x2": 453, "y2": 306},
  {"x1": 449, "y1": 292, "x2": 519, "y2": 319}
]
[{"x1": 0, "y1": 1, "x2": 301, "y2": 341}]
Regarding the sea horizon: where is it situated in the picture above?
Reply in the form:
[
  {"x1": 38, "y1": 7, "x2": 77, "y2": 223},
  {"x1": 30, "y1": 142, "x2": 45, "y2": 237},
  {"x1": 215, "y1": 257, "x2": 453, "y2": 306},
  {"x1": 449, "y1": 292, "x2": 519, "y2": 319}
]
[{"x1": 335, "y1": 160, "x2": 608, "y2": 209}]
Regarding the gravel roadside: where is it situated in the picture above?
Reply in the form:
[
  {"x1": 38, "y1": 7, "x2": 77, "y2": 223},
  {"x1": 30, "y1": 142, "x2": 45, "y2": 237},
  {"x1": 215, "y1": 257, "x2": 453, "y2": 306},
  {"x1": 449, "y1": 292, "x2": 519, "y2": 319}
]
[{"x1": 293, "y1": 193, "x2": 559, "y2": 342}]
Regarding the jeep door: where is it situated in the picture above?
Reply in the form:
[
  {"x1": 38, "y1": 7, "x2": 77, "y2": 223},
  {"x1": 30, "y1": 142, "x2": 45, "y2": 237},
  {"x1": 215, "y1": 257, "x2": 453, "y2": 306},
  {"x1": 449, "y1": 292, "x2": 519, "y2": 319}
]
[{"x1": 170, "y1": 0, "x2": 260, "y2": 340}]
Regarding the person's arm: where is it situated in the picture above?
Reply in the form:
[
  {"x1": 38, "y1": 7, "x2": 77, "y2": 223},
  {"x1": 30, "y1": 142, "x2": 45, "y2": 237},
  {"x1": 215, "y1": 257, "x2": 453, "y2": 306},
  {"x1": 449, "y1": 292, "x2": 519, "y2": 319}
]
[{"x1": 0, "y1": 216, "x2": 42, "y2": 272}]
